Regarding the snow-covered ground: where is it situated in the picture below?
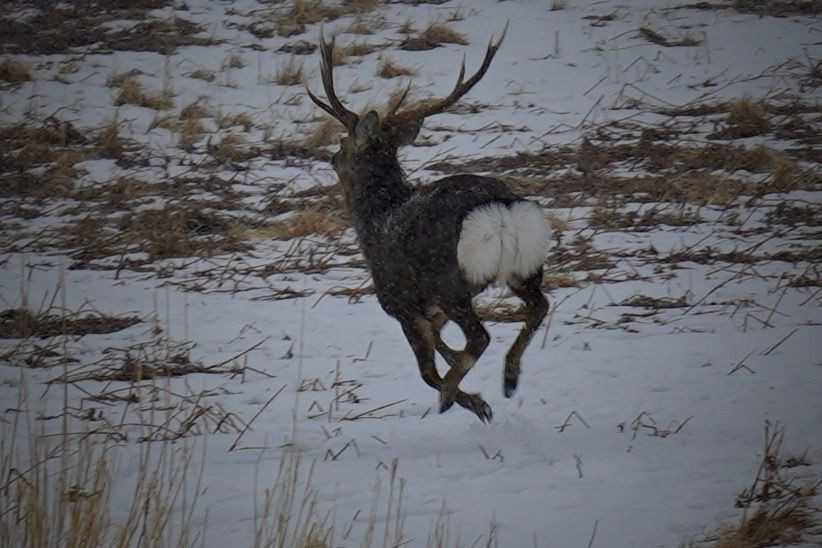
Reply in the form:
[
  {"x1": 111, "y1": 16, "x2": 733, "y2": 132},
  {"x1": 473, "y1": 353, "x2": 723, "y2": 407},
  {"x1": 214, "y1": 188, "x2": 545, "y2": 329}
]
[{"x1": 1, "y1": 0, "x2": 820, "y2": 546}]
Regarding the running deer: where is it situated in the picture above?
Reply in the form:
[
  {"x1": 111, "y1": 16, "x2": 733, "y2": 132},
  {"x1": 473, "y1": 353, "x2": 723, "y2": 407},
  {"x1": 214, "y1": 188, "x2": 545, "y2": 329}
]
[{"x1": 306, "y1": 27, "x2": 551, "y2": 422}]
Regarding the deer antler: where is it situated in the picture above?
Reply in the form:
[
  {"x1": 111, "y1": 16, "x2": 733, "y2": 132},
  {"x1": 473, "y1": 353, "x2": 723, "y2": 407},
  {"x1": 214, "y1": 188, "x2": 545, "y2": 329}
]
[
  {"x1": 305, "y1": 28, "x2": 359, "y2": 132},
  {"x1": 383, "y1": 22, "x2": 508, "y2": 127}
]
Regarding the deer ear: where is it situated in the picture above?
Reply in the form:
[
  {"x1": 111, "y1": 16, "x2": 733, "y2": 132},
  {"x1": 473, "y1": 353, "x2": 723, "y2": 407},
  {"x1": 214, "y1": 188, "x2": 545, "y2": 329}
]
[
  {"x1": 387, "y1": 119, "x2": 423, "y2": 147},
  {"x1": 353, "y1": 110, "x2": 380, "y2": 144}
]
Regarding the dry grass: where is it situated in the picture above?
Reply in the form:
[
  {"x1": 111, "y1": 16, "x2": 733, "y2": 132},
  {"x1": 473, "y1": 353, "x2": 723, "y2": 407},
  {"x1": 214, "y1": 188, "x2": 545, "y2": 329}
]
[
  {"x1": 343, "y1": 0, "x2": 382, "y2": 13},
  {"x1": 275, "y1": 0, "x2": 343, "y2": 37},
  {"x1": 669, "y1": 173, "x2": 743, "y2": 206},
  {"x1": 223, "y1": 52, "x2": 246, "y2": 70},
  {"x1": 346, "y1": 16, "x2": 375, "y2": 35},
  {"x1": 421, "y1": 21, "x2": 468, "y2": 45},
  {"x1": 179, "y1": 100, "x2": 211, "y2": 120},
  {"x1": 376, "y1": 57, "x2": 417, "y2": 79},
  {"x1": 400, "y1": 21, "x2": 468, "y2": 51},
  {"x1": 105, "y1": 69, "x2": 143, "y2": 88},
  {"x1": 267, "y1": 207, "x2": 346, "y2": 240},
  {"x1": 178, "y1": 118, "x2": 206, "y2": 150},
  {"x1": 113, "y1": 77, "x2": 174, "y2": 110},
  {"x1": 711, "y1": 422, "x2": 819, "y2": 547},
  {"x1": 0, "y1": 57, "x2": 32, "y2": 82},
  {"x1": 341, "y1": 41, "x2": 382, "y2": 59},
  {"x1": 732, "y1": 0, "x2": 821, "y2": 15},
  {"x1": 638, "y1": 26, "x2": 703, "y2": 47},
  {"x1": 722, "y1": 98, "x2": 771, "y2": 138},
  {"x1": 210, "y1": 132, "x2": 253, "y2": 162},
  {"x1": 303, "y1": 116, "x2": 345, "y2": 147},
  {"x1": 0, "y1": 378, "x2": 207, "y2": 546},
  {"x1": 118, "y1": 203, "x2": 248, "y2": 260},
  {"x1": 0, "y1": 307, "x2": 139, "y2": 340},
  {"x1": 97, "y1": 116, "x2": 126, "y2": 159},
  {"x1": 272, "y1": 56, "x2": 305, "y2": 86},
  {"x1": 217, "y1": 112, "x2": 254, "y2": 131},
  {"x1": 187, "y1": 68, "x2": 216, "y2": 82},
  {"x1": 716, "y1": 506, "x2": 815, "y2": 547}
]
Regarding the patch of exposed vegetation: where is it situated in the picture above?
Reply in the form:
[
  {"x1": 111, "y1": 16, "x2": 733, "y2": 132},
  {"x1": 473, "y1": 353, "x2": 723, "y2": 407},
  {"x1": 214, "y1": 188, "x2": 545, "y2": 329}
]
[
  {"x1": 0, "y1": 308, "x2": 140, "y2": 339},
  {"x1": 376, "y1": 56, "x2": 417, "y2": 78},
  {"x1": 187, "y1": 68, "x2": 216, "y2": 82},
  {"x1": 731, "y1": 0, "x2": 821, "y2": 16},
  {"x1": 102, "y1": 17, "x2": 216, "y2": 55},
  {"x1": 401, "y1": 21, "x2": 468, "y2": 50},
  {"x1": 0, "y1": 57, "x2": 31, "y2": 82},
  {"x1": 638, "y1": 26, "x2": 703, "y2": 47},
  {"x1": 113, "y1": 77, "x2": 174, "y2": 110},
  {"x1": 271, "y1": 56, "x2": 304, "y2": 86},
  {"x1": 0, "y1": 5, "x2": 212, "y2": 55},
  {"x1": 275, "y1": 0, "x2": 344, "y2": 37},
  {"x1": 704, "y1": 422, "x2": 819, "y2": 547}
]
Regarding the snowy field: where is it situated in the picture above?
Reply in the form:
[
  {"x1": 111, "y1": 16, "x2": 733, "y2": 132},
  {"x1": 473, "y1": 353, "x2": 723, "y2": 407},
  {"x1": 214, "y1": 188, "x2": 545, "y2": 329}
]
[{"x1": 1, "y1": 0, "x2": 820, "y2": 546}]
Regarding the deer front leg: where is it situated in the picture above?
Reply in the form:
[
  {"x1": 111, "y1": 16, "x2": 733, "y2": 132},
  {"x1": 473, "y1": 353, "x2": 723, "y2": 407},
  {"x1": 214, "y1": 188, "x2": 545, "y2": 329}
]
[
  {"x1": 425, "y1": 306, "x2": 464, "y2": 367},
  {"x1": 436, "y1": 307, "x2": 490, "y2": 417},
  {"x1": 402, "y1": 316, "x2": 492, "y2": 423},
  {"x1": 504, "y1": 273, "x2": 549, "y2": 397}
]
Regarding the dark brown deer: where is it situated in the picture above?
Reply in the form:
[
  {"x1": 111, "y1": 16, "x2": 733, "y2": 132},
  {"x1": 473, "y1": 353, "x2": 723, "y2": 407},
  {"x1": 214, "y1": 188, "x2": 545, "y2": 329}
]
[{"x1": 306, "y1": 27, "x2": 550, "y2": 422}]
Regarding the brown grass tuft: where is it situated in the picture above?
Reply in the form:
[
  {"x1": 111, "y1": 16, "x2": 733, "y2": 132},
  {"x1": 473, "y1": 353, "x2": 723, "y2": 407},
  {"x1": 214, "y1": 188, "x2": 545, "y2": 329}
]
[
  {"x1": 105, "y1": 69, "x2": 143, "y2": 88},
  {"x1": 376, "y1": 57, "x2": 417, "y2": 79},
  {"x1": 303, "y1": 116, "x2": 344, "y2": 147},
  {"x1": 401, "y1": 21, "x2": 468, "y2": 50},
  {"x1": 118, "y1": 204, "x2": 247, "y2": 260},
  {"x1": 97, "y1": 116, "x2": 125, "y2": 159},
  {"x1": 272, "y1": 56, "x2": 304, "y2": 86},
  {"x1": 210, "y1": 132, "x2": 252, "y2": 162},
  {"x1": 223, "y1": 53, "x2": 246, "y2": 69},
  {"x1": 114, "y1": 77, "x2": 174, "y2": 110},
  {"x1": 187, "y1": 68, "x2": 216, "y2": 82},
  {"x1": 0, "y1": 308, "x2": 139, "y2": 339},
  {"x1": 0, "y1": 57, "x2": 32, "y2": 82},
  {"x1": 340, "y1": 41, "x2": 382, "y2": 58},
  {"x1": 346, "y1": 16, "x2": 375, "y2": 35},
  {"x1": 343, "y1": 0, "x2": 381, "y2": 13},
  {"x1": 217, "y1": 112, "x2": 254, "y2": 131},
  {"x1": 262, "y1": 207, "x2": 346, "y2": 240},
  {"x1": 276, "y1": 0, "x2": 343, "y2": 37},
  {"x1": 179, "y1": 118, "x2": 206, "y2": 150},
  {"x1": 421, "y1": 21, "x2": 468, "y2": 45},
  {"x1": 670, "y1": 173, "x2": 742, "y2": 206},
  {"x1": 724, "y1": 98, "x2": 771, "y2": 137},
  {"x1": 713, "y1": 422, "x2": 818, "y2": 548},
  {"x1": 179, "y1": 100, "x2": 211, "y2": 120}
]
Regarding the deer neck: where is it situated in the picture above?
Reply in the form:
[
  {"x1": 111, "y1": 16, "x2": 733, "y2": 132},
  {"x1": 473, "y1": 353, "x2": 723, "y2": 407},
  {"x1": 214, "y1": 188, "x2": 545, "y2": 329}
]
[{"x1": 340, "y1": 157, "x2": 412, "y2": 252}]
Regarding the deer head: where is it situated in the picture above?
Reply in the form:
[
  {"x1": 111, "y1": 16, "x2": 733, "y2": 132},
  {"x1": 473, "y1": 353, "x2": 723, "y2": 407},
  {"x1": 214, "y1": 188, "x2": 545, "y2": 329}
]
[{"x1": 306, "y1": 25, "x2": 508, "y2": 182}]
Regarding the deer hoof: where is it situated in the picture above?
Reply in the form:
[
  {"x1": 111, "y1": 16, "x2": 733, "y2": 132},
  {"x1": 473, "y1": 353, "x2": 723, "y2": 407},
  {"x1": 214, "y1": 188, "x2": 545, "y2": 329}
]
[
  {"x1": 439, "y1": 391, "x2": 455, "y2": 414},
  {"x1": 472, "y1": 398, "x2": 493, "y2": 423},
  {"x1": 503, "y1": 372, "x2": 519, "y2": 398},
  {"x1": 460, "y1": 392, "x2": 492, "y2": 423}
]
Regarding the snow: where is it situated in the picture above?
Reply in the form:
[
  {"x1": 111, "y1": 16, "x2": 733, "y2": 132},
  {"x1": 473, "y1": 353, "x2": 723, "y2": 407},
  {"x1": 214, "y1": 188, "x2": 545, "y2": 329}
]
[{"x1": 1, "y1": 0, "x2": 820, "y2": 546}]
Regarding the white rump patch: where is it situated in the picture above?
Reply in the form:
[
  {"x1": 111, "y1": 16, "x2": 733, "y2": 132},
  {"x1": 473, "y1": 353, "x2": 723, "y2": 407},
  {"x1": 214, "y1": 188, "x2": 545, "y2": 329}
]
[{"x1": 457, "y1": 201, "x2": 552, "y2": 286}]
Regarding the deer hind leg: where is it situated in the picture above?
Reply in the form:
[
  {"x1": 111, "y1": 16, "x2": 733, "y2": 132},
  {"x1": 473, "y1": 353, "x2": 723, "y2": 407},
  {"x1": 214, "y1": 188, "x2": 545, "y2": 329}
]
[
  {"x1": 402, "y1": 316, "x2": 492, "y2": 423},
  {"x1": 503, "y1": 270, "x2": 549, "y2": 397}
]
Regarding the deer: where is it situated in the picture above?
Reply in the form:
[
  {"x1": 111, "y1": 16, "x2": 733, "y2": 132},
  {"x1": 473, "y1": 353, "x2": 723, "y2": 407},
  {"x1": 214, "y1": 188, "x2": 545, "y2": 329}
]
[{"x1": 306, "y1": 26, "x2": 551, "y2": 423}]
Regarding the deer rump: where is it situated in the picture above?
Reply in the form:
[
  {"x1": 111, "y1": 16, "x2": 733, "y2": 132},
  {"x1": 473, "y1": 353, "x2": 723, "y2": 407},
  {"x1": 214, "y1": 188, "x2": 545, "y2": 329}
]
[{"x1": 372, "y1": 176, "x2": 551, "y2": 305}]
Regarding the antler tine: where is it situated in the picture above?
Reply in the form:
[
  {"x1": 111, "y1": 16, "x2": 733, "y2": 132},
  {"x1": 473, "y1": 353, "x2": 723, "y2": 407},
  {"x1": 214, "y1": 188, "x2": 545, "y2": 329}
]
[
  {"x1": 385, "y1": 22, "x2": 508, "y2": 126},
  {"x1": 305, "y1": 27, "x2": 359, "y2": 131},
  {"x1": 387, "y1": 80, "x2": 413, "y2": 118}
]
